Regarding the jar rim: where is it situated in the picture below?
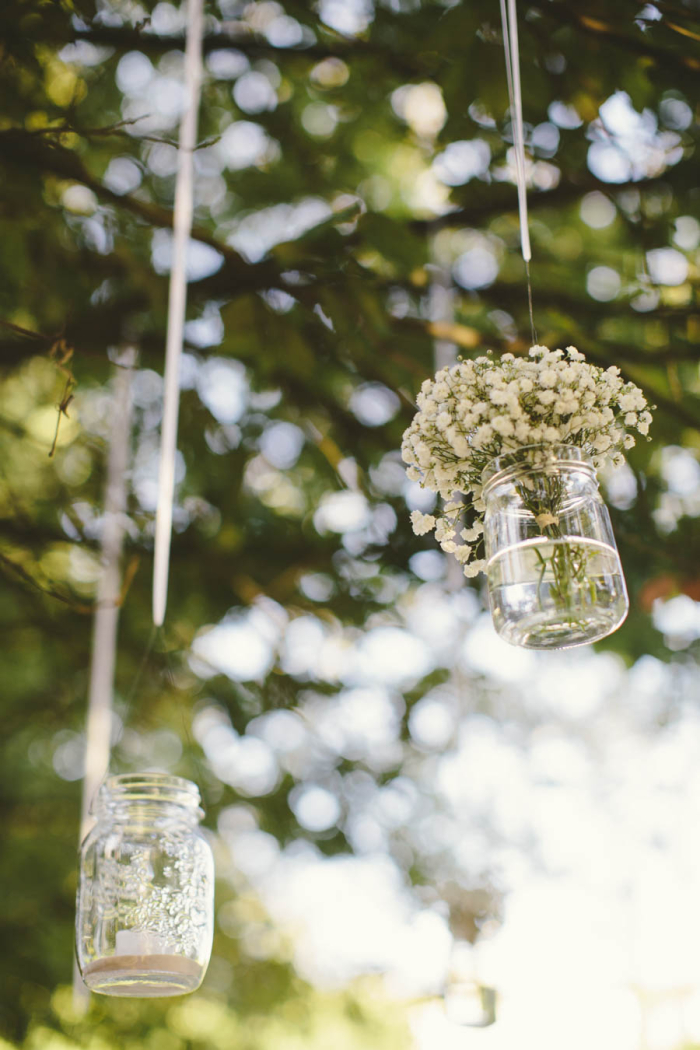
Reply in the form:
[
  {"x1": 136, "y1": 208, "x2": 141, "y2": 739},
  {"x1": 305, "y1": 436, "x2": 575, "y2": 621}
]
[
  {"x1": 96, "y1": 773, "x2": 203, "y2": 817},
  {"x1": 481, "y1": 443, "x2": 594, "y2": 492}
]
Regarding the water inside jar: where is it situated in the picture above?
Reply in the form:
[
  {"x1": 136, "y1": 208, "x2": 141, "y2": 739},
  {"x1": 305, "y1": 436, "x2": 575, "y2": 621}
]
[{"x1": 486, "y1": 536, "x2": 628, "y2": 649}]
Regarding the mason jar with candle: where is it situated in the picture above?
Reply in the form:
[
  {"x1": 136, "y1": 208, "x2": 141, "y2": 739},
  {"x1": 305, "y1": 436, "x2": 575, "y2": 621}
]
[{"x1": 76, "y1": 773, "x2": 214, "y2": 997}]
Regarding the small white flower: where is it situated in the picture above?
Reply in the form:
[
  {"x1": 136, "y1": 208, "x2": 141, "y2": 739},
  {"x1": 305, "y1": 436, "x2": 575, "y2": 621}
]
[
  {"x1": 566, "y1": 346, "x2": 585, "y2": 361},
  {"x1": 435, "y1": 520, "x2": 456, "y2": 542},
  {"x1": 461, "y1": 523, "x2": 483, "y2": 541},
  {"x1": 492, "y1": 416, "x2": 515, "y2": 437},
  {"x1": 410, "y1": 511, "x2": 436, "y2": 535},
  {"x1": 463, "y1": 559, "x2": 486, "y2": 577},
  {"x1": 416, "y1": 444, "x2": 432, "y2": 468},
  {"x1": 554, "y1": 398, "x2": 577, "y2": 415},
  {"x1": 623, "y1": 434, "x2": 635, "y2": 449},
  {"x1": 435, "y1": 464, "x2": 456, "y2": 485},
  {"x1": 540, "y1": 369, "x2": 558, "y2": 388},
  {"x1": 454, "y1": 544, "x2": 472, "y2": 562},
  {"x1": 473, "y1": 424, "x2": 494, "y2": 448}
]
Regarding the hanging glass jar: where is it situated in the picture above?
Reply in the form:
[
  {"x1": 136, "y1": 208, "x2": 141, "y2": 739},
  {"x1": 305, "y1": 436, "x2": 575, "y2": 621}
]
[
  {"x1": 481, "y1": 444, "x2": 628, "y2": 649},
  {"x1": 443, "y1": 939, "x2": 497, "y2": 1028},
  {"x1": 76, "y1": 773, "x2": 214, "y2": 997}
]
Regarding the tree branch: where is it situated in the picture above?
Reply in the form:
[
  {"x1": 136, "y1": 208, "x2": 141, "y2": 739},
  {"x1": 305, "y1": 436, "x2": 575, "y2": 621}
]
[
  {"x1": 0, "y1": 126, "x2": 281, "y2": 284},
  {"x1": 30, "y1": 23, "x2": 433, "y2": 79},
  {"x1": 0, "y1": 551, "x2": 94, "y2": 614},
  {"x1": 538, "y1": 2, "x2": 700, "y2": 76},
  {"x1": 409, "y1": 168, "x2": 694, "y2": 235}
]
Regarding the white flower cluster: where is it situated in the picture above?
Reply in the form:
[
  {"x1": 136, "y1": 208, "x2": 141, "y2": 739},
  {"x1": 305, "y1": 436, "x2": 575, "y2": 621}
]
[{"x1": 402, "y1": 345, "x2": 652, "y2": 576}]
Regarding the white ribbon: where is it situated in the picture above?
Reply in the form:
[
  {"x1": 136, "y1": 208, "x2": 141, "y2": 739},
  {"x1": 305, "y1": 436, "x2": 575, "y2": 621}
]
[
  {"x1": 499, "y1": 0, "x2": 531, "y2": 263},
  {"x1": 153, "y1": 0, "x2": 205, "y2": 627}
]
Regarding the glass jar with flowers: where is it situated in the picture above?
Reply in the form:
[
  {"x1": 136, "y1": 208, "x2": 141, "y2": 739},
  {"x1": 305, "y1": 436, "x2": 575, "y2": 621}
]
[{"x1": 401, "y1": 346, "x2": 652, "y2": 649}]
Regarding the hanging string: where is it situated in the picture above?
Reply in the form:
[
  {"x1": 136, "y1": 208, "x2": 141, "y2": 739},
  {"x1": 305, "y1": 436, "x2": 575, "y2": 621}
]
[
  {"x1": 74, "y1": 347, "x2": 136, "y2": 1010},
  {"x1": 122, "y1": 623, "x2": 159, "y2": 712},
  {"x1": 153, "y1": 0, "x2": 205, "y2": 627},
  {"x1": 499, "y1": 0, "x2": 537, "y2": 346},
  {"x1": 80, "y1": 347, "x2": 136, "y2": 837}
]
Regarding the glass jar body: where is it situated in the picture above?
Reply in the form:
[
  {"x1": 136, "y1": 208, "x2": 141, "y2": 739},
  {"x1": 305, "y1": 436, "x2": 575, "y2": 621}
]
[
  {"x1": 76, "y1": 774, "x2": 214, "y2": 997},
  {"x1": 482, "y1": 445, "x2": 628, "y2": 649}
]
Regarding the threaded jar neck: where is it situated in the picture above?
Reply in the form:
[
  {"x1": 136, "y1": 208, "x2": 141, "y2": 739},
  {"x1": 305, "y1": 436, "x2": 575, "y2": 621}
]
[
  {"x1": 94, "y1": 773, "x2": 203, "y2": 822},
  {"x1": 481, "y1": 443, "x2": 595, "y2": 495}
]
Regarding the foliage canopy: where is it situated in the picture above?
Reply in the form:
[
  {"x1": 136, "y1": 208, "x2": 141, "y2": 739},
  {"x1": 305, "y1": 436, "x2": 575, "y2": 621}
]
[{"x1": 2, "y1": 0, "x2": 700, "y2": 1045}]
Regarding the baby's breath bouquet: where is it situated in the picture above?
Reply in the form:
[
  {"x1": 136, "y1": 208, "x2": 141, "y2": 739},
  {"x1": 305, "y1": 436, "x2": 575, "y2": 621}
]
[
  {"x1": 402, "y1": 346, "x2": 652, "y2": 647},
  {"x1": 402, "y1": 345, "x2": 651, "y2": 576}
]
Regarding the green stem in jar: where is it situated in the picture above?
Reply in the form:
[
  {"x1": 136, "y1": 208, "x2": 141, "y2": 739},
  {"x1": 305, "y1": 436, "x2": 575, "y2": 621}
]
[{"x1": 517, "y1": 472, "x2": 595, "y2": 628}]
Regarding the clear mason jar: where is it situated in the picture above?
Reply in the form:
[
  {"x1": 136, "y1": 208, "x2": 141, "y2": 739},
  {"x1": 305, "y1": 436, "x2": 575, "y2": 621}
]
[
  {"x1": 443, "y1": 940, "x2": 497, "y2": 1027},
  {"x1": 481, "y1": 444, "x2": 628, "y2": 649},
  {"x1": 76, "y1": 773, "x2": 215, "y2": 997}
]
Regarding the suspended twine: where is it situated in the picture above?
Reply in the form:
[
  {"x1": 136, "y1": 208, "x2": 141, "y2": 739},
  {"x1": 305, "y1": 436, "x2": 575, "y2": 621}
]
[
  {"x1": 499, "y1": 0, "x2": 537, "y2": 345},
  {"x1": 152, "y1": 0, "x2": 205, "y2": 627}
]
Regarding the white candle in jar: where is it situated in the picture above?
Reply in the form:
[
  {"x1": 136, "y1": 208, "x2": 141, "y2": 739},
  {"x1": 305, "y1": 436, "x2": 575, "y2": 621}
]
[{"x1": 115, "y1": 929, "x2": 174, "y2": 956}]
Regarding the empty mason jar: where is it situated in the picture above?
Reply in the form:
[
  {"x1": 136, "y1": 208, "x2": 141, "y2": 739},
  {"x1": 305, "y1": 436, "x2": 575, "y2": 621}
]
[
  {"x1": 76, "y1": 773, "x2": 214, "y2": 997},
  {"x1": 482, "y1": 444, "x2": 628, "y2": 649}
]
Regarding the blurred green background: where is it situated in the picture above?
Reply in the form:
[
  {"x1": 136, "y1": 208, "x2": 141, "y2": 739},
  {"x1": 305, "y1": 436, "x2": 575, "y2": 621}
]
[{"x1": 2, "y1": 1, "x2": 700, "y2": 1047}]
